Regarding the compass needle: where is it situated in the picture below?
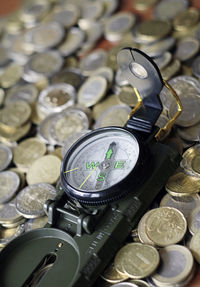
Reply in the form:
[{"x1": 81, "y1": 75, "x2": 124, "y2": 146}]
[{"x1": 64, "y1": 167, "x2": 79, "y2": 173}]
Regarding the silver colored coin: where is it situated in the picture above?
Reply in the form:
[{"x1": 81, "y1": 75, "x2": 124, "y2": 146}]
[
  {"x1": 0, "y1": 201, "x2": 23, "y2": 225},
  {"x1": 160, "y1": 75, "x2": 200, "y2": 111},
  {"x1": 16, "y1": 183, "x2": 57, "y2": 218},
  {"x1": 61, "y1": 130, "x2": 92, "y2": 158},
  {"x1": 49, "y1": 108, "x2": 89, "y2": 146},
  {"x1": 194, "y1": 23, "x2": 200, "y2": 42},
  {"x1": 175, "y1": 37, "x2": 199, "y2": 62},
  {"x1": 188, "y1": 206, "x2": 200, "y2": 235},
  {"x1": 78, "y1": 76, "x2": 107, "y2": 107},
  {"x1": 50, "y1": 4, "x2": 80, "y2": 29},
  {"x1": 20, "y1": 0, "x2": 50, "y2": 26},
  {"x1": 59, "y1": 27, "x2": 85, "y2": 57},
  {"x1": 23, "y1": 50, "x2": 63, "y2": 82},
  {"x1": 154, "y1": 52, "x2": 172, "y2": 70},
  {"x1": 176, "y1": 121, "x2": 200, "y2": 142},
  {"x1": 100, "y1": 0, "x2": 119, "y2": 18},
  {"x1": 192, "y1": 56, "x2": 200, "y2": 78},
  {"x1": 0, "y1": 171, "x2": 20, "y2": 204},
  {"x1": 24, "y1": 215, "x2": 48, "y2": 232},
  {"x1": 94, "y1": 105, "x2": 131, "y2": 129},
  {"x1": 154, "y1": 0, "x2": 189, "y2": 20},
  {"x1": 160, "y1": 193, "x2": 200, "y2": 219},
  {"x1": 105, "y1": 11, "x2": 136, "y2": 42},
  {"x1": 151, "y1": 245, "x2": 193, "y2": 285},
  {"x1": 169, "y1": 93, "x2": 200, "y2": 127},
  {"x1": 25, "y1": 22, "x2": 64, "y2": 51},
  {"x1": 5, "y1": 84, "x2": 38, "y2": 105},
  {"x1": 128, "y1": 280, "x2": 150, "y2": 287},
  {"x1": 0, "y1": 144, "x2": 12, "y2": 171},
  {"x1": 38, "y1": 83, "x2": 76, "y2": 114},
  {"x1": 92, "y1": 66, "x2": 114, "y2": 86},
  {"x1": 80, "y1": 49, "x2": 108, "y2": 76},
  {"x1": 81, "y1": 1, "x2": 104, "y2": 21},
  {"x1": 141, "y1": 37, "x2": 175, "y2": 58},
  {"x1": 38, "y1": 113, "x2": 58, "y2": 145}
]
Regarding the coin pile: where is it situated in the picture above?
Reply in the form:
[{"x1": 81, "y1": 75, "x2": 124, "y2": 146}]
[{"x1": 1, "y1": 0, "x2": 200, "y2": 285}]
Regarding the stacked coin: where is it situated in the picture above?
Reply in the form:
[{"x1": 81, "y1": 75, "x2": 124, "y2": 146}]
[{"x1": 1, "y1": 0, "x2": 200, "y2": 286}]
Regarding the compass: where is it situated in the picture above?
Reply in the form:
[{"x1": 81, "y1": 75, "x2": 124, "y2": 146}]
[{"x1": 61, "y1": 127, "x2": 148, "y2": 204}]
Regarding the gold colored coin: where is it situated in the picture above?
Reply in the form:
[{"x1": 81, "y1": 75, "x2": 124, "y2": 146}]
[
  {"x1": 134, "y1": 0, "x2": 158, "y2": 11},
  {"x1": 137, "y1": 209, "x2": 155, "y2": 246},
  {"x1": 122, "y1": 243, "x2": 160, "y2": 279},
  {"x1": 161, "y1": 59, "x2": 181, "y2": 81},
  {"x1": 101, "y1": 263, "x2": 128, "y2": 284},
  {"x1": 173, "y1": 8, "x2": 199, "y2": 32},
  {"x1": 137, "y1": 20, "x2": 172, "y2": 42},
  {"x1": 190, "y1": 230, "x2": 200, "y2": 263},
  {"x1": 166, "y1": 171, "x2": 200, "y2": 196},
  {"x1": 181, "y1": 144, "x2": 200, "y2": 176},
  {"x1": 0, "y1": 121, "x2": 31, "y2": 143},
  {"x1": 13, "y1": 137, "x2": 46, "y2": 172},
  {"x1": 0, "y1": 88, "x2": 5, "y2": 107},
  {"x1": 0, "y1": 63, "x2": 23, "y2": 89},
  {"x1": 26, "y1": 155, "x2": 61, "y2": 185},
  {"x1": 0, "y1": 101, "x2": 31, "y2": 129},
  {"x1": 25, "y1": 216, "x2": 48, "y2": 231},
  {"x1": 145, "y1": 207, "x2": 187, "y2": 247},
  {"x1": 49, "y1": 147, "x2": 62, "y2": 160},
  {"x1": 0, "y1": 225, "x2": 23, "y2": 247}
]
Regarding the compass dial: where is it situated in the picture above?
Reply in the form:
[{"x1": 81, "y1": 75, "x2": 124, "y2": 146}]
[{"x1": 62, "y1": 128, "x2": 140, "y2": 193}]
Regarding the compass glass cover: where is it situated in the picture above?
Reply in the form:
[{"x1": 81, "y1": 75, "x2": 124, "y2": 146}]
[{"x1": 63, "y1": 128, "x2": 140, "y2": 192}]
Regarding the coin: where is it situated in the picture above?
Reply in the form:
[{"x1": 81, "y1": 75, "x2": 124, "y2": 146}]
[
  {"x1": 25, "y1": 22, "x2": 64, "y2": 51},
  {"x1": 38, "y1": 83, "x2": 76, "y2": 115},
  {"x1": 0, "y1": 171, "x2": 20, "y2": 204},
  {"x1": 26, "y1": 155, "x2": 61, "y2": 185},
  {"x1": 122, "y1": 243, "x2": 160, "y2": 279},
  {"x1": 134, "y1": 0, "x2": 158, "y2": 11},
  {"x1": 0, "y1": 63, "x2": 23, "y2": 89},
  {"x1": 181, "y1": 144, "x2": 200, "y2": 177},
  {"x1": 49, "y1": 108, "x2": 89, "y2": 146},
  {"x1": 161, "y1": 59, "x2": 181, "y2": 81},
  {"x1": 5, "y1": 84, "x2": 38, "y2": 106},
  {"x1": 136, "y1": 20, "x2": 172, "y2": 42},
  {"x1": 50, "y1": 4, "x2": 79, "y2": 29},
  {"x1": 58, "y1": 27, "x2": 85, "y2": 57},
  {"x1": 80, "y1": 49, "x2": 108, "y2": 76},
  {"x1": 38, "y1": 113, "x2": 58, "y2": 145},
  {"x1": 78, "y1": 76, "x2": 107, "y2": 107},
  {"x1": 16, "y1": 183, "x2": 57, "y2": 218},
  {"x1": 173, "y1": 7, "x2": 199, "y2": 31},
  {"x1": 24, "y1": 215, "x2": 48, "y2": 232},
  {"x1": 0, "y1": 201, "x2": 23, "y2": 226},
  {"x1": 154, "y1": 0, "x2": 189, "y2": 20},
  {"x1": 175, "y1": 37, "x2": 199, "y2": 62},
  {"x1": 176, "y1": 122, "x2": 200, "y2": 142},
  {"x1": 13, "y1": 137, "x2": 46, "y2": 172},
  {"x1": 111, "y1": 283, "x2": 138, "y2": 287},
  {"x1": 117, "y1": 86, "x2": 138, "y2": 107},
  {"x1": 0, "y1": 46, "x2": 10, "y2": 67},
  {"x1": 0, "y1": 121, "x2": 31, "y2": 143},
  {"x1": 128, "y1": 280, "x2": 150, "y2": 287},
  {"x1": 145, "y1": 207, "x2": 187, "y2": 246},
  {"x1": 0, "y1": 101, "x2": 31, "y2": 129},
  {"x1": 0, "y1": 144, "x2": 12, "y2": 171},
  {"x1": 51, "y1": 68, "x2": 84, "y2": 90},
  {"x1": 104, "y1": 12, "x2": 136, "y2": 42},
  {"x1": 190, "y1": 230, "x2": 200, "y2": 263},
  {"x1": 151, "y1": 244, "x2": 194, "y2": 285},
  {"x1": 93, "y1": 94, "x2": 121, "y2": 120},
  {"x1": 92, "y1": 67, "x2": 114, "y2": 87},
  {"x1": 94, "y1": 105, "x2": 131, "y2": 129},
  {"x1": 137, "y1": 209, "x2": 156, "y2": 246},
  {"x1": 166, "y1": 171, "x2": 200, "y2": 196},
  {"x1": 160, "y1": 193, "x2": 200, "y2": 219},
  {"x1": 23, "y1": 50, "x2": 63, "y2": 82},
  {"x1": 0, "y1": 224, "x2": 24, "y2": 248},
  {"x1": 101, "y1": 263, "x2": 128, "y2": 284}
]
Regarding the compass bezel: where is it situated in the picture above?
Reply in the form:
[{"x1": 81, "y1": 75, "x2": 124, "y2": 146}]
[{"x1": 61, "y1": 126, "x2": 149, "y2": 205}]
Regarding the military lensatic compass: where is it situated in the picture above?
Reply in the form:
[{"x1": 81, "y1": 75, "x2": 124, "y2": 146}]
[{"x1": 0, "y1": 48, "x2": 182, "y2": 287}]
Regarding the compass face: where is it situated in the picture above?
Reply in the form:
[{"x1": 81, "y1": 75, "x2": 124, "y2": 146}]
[{"x1": 62, "y1": 128, "x2": 140, "y2": 192}]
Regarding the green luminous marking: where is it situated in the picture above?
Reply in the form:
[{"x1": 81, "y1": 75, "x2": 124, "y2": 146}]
[
  {"x1": 106, "y1": 148, "x2": 113, "y2": 159},
  {"x1": 86, "y1": 162, "x2": 99, "y2": 170},
  {"x1": 114, "y1": 161, "x2": 126, "y2": 169},
  {"x1": 97, "y1": 172, "x2": 106, "y2": 182}
]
